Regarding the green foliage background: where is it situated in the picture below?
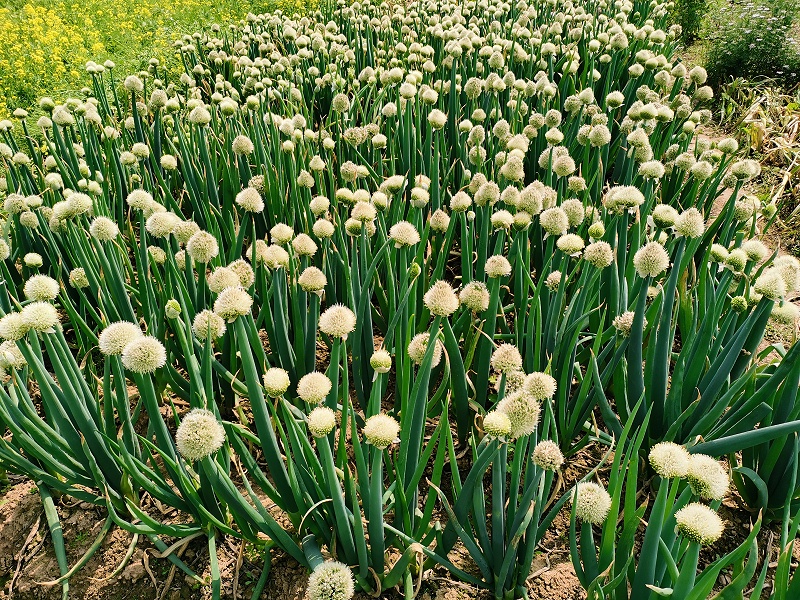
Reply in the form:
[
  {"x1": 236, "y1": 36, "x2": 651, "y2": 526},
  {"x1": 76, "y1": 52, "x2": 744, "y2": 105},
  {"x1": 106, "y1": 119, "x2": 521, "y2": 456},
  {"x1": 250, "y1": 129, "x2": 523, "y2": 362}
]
[{"x1": 0, "y1": 0, "x2": 312, "y2": 117}]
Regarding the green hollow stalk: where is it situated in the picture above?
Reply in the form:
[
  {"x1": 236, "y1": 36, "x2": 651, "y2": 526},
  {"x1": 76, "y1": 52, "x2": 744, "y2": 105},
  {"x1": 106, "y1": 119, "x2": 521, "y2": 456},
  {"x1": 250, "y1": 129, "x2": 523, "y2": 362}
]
[
  {"x1": 474, "y1": 276, "x2": 504, "y2": 409},
  {"x1": 232, "y1": 318, "x2": 298, "y2": 515},
  {"x1": 316, "y1": 431, "x2": 357, "y2": 562},
  {"x1": 367, "y1": 445, "x2": 386, "y2": 572}
]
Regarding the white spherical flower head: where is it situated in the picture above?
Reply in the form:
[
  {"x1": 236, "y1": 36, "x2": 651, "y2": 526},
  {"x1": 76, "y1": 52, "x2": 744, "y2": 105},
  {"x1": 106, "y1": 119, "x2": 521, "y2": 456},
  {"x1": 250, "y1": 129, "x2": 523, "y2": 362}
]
[
  {"x1": 424, "y1": 280, "x2": 460, "y2": 317},
  {"x1": 148, "y1": 246, "x2": 167, "y2": 265},
  {"x1": 633, "y1": 242, "x2": 670, "y2": 278},
  {"x1": 264, "y1": 244, "x2": 290, "y2": 269},
  {"x1": 214, "y1": 287, "x2": 253, "y2": 322},
  {"x1": 687, "y1": 454, "x2": 729, "y2": 500},
  {"x1": 307, "y1": 406, "x2": 337, "y2": 438},
  {"x1": 533, "y1": 440, "x2": 565, "y2": 471},
  {"x1": 556, "y1": 233, "x2": 585, "y2": 256},
  {"x1": 263, "y1": 367, "x2": 291, "y2": 398},
  {"x1": 496, "y1": 391, "x2": 541, "y2": 438},
  {"x1": 69, "y1": 268, "x2": 89, "y2": 289},
  {"x1": 774, "y1": 256, "x2": 800, "y2": 292},
  {"x1": 707, "y1": 243, "x2": 728, "y2": 263},
  {"x1": 639, "y1": 160, "x2": 666, "y2": 180},
  {"x1": 186, "y1": 231, "x2": 219, "y2": 263},
  {"x1": 363, "y1": 414, "x2": 400, "y2": 449},
  {"x1": 676, "y1": 503, "x2": 725, "y2": 545},
  {"x1": 675, "y1": 208, "x2": 705, "y2": 238},
  {"x1": 207, "y1": 267, "x2": 241, "y2": 294},
  {"x1": 3, "y1": 194, "x2": 26, "y2": 214},
  {"x1": 539, "y1": 207, "x2": 569, "y2": 236},
  {"x1": 730, "y1": 159, "x2": 760, "y2": 182},
  {"x1": 605, "y1": 185, "x2": 645, "y2": 212},
  {"x1": 553, "y1": 155, "x2": 576, "y2": 178},
  {"x1": 175, "y1": 409, "x2": 226, "y2": 462},
  {"x1": 232, "y1": 135, "x2": 255, "y2": 156},
  {"x1": 319, "y1": 304, "x2": 356, "y2": 339},
  {"x1": 409, "y1": 187, "x2": 430, "y2": 209},
  {"x1": 309, "y1": 196, "x2": 330, "y2": 216},
  {"x1": 648, "y1": 442, "x2": 691, "y2": 479},
  {"x1": 297, "y1": 372, "x2": 332, "y2": 404},
  {"x1": 350, "y1": 201, "x2": 377, "y2": 223},
  {"x1": 483, "y1": 411, "x2": 512, "y2": 438},
  {"x1": 428, "y1": 109, "x2": 447, "y2": 130},
  {"x1": 491, "y1": 343, "x2": 523, "y2": 373},
  {"x1": 271, "y1": 223, "x2": 294, "y2": 245},
  {"x1": 725, "y1": 249, "x2": 748, "y2": 273},
  {"x1": 743, "y1": 240, "x2": 771, "y2": 263},
  {"x1": 584, "y1": 241, "x2": 614, "y2": 268},
  {"x1": 24, "y1": 253, "x2": 43, "y2": 268},
  {"x1": 121, "y1": 336, "x2": 167, "y2": 374},
  {"x1": 687, "y1": 158, "x2": 714, "y2": 180},
  {"x1": 174, "y1": 221, "x2": 201, "y2": 245},
  {"x1": 504, "y1": 370, "x2": 526, "y2": 393},
  {"x1": 459, "y1": 281, "x2": 490, "y2": 313},
  {"x1": 370, "y1": 349, "x2": 392, "y2": 373},
  {"x1": 24, "y1": 275, "x2": 60, "y2": 301},
  {"x1": 476, "y1": 182, "x2": 500, "y2": 208},
  {"x1": 331, "y1": 93, "x2": 351, "y2": 113},
  {"x1": 652, "y1": 204, "x2": 679, "y2": 229},
  {"x1": 66, "y1": 192, "x2": 93, "y2": 216},
  {"x1": 228, "y1": 259, "x2": 255, "y2": 288},
  {"x1": 0, "y1": 312, "x2": 28, "y2": 341},
  {"x1": 389, "y1": 221, "x2": 421, "y2": 247},
  {"x1": 145, "y1": 211, "x2": 180, "y2": 238},
  {"x1": 485, "y1": 255, "x2": 512, "y2": 278},
  {"x1": 192, "y1": 310, "x2": 226, "y2": 341},
  {"x1": 90, "y1": 216, "x2": 120, "y2": 241},
  {"x1": 407, "y1": 332, "x2": 444, "y2": 368},
  {"x1": 305, "y1": 561, "x2": 355, "y2": 600},
  {"x1": 0, "y1": 340, "x2": 26, "y2": 370},
  {"x1": 298, "y1": 267, "x2": 327, "y2": 293},
  {"x1": 247, "y1": 240, "x2": 268, "y2": 265},
  {"x1": 573, "y1": 482, "x2": 612, "y2": 525},
  {"x1": 491, "y1": 210, "x2": 514, "y2": 230},
  {"x1": 771, "y1": 303, "x2": 800, "y2": 326},
  {"x1": 313, "y1": 219, "x2": 335, "y2": 238},
  {"x1": 292, "y1": 234, "x2": 318, "y2": 257},
  {"x1": 99, "y1": 321, "x2": 142, "y2": 355},
  {"x1": 561, "y1": 199, "x2": 586, "y2": 228},
  {"x1": 126, "y1": 189, "x2": 154, "y2": 210},
  {"x1": 160, "y1": 154, "x2": 178, "y2": 170},
  {"x1": 124, "y1": 75, "x2": 144, "y2": 93},
  {"x1": 754, "y1": 269, "x2": 786, "y2": 301},
  {"x1": 523, "y1": 372, "x2": 557, "y2": 400},
  {"x1": 545, "y1": 271, "x2": 563, "y2": 292},
  {"x1": 21, "y1": 302, "x2": 60, "y2": 333},
  {"x1": 188, "y1": 106, "x2": 211, "y2": 126},
  {"x1": 235, "y1": 187, "x2": 265, "y2": 213},
  {"x1": 450, "y1": 191, "x2": 472, "y2": 212}
]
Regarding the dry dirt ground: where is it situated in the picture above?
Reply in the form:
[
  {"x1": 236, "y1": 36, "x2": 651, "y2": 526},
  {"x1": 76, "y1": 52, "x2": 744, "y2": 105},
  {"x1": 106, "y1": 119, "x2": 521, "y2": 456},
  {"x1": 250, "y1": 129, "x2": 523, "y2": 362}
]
[
  {"x1": 0, "y1": 475, "x2": 586, "y2": 600},
  {"x1": 1, "y1": 441, "x2": 786, "y2": 600}
]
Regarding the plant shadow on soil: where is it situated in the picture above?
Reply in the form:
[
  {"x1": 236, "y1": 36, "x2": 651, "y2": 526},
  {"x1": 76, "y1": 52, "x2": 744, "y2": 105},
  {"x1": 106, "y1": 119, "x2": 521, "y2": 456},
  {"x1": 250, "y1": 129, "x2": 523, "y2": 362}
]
[
  {"x1": 0, "y1": 472, "x2": 591, "y2": 600},
  {"x1": 3, "y1": 436, "x2": 790, "y2": 600}
]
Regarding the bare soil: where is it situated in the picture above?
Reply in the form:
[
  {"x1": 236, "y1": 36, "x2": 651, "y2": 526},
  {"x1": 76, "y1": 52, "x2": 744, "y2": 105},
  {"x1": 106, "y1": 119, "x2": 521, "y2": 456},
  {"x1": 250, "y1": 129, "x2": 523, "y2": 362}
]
[{"x1": 0, "y1": 474, "x2": 585, "y2": 600}]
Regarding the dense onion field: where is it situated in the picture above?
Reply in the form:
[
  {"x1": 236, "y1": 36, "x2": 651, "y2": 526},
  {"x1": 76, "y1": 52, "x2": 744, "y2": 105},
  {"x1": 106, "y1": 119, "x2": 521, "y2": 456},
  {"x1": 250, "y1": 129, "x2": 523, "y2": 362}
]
[{"x1": 0, "y1": 0, "x2": 799, "y2": 598}]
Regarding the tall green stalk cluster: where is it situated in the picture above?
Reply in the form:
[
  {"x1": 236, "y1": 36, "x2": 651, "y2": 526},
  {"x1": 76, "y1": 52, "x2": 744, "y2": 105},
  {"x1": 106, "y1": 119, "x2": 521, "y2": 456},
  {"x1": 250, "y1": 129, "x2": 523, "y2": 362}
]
[{"x1": 0, "y1": 0, "x2": 798, "y2": 598}]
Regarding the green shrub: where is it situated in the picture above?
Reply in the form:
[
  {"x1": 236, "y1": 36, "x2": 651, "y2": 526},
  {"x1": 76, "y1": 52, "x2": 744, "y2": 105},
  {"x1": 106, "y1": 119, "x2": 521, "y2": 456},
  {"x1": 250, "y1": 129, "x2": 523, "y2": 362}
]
[
  {"x1": 674, "y1": 0, "x2": 707, "y2": 43},
  {"x1": 704, "y1": 0, "x2": 800, "y2": 87}
]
